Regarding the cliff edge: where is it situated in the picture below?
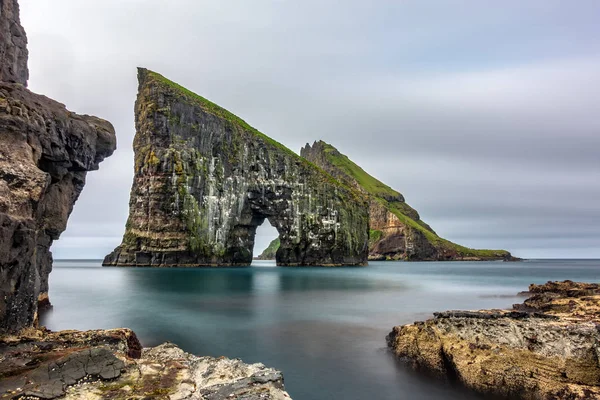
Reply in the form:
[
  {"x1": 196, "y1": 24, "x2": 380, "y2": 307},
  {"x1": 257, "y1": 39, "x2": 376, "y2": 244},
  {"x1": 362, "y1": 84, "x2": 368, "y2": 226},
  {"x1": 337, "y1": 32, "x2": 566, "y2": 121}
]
[{"x1": 0, "y1": 0, "x2": 116, "y2": 334}]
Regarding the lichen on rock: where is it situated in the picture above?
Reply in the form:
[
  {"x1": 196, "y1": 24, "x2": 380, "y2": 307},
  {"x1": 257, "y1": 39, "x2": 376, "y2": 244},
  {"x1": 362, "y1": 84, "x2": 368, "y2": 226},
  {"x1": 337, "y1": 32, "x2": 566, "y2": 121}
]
[
  {"x1": 301, "y1": 140, "x2": 514, "y2": 261},
  {"x1": 387, "y1": 280, "x2": 600, "y2": 399},
  {"x1": 0, "y1": 329, "x2": 291, "y2": 400},
  {"x1": 104, "y1": 69, "x2": 369, "y2": 267}
]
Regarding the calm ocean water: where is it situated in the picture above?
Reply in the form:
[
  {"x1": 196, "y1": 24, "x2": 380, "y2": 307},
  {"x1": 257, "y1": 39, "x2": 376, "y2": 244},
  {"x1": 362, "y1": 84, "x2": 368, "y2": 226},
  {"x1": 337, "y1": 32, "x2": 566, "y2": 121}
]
[{"x1": 42, "y1": 259, "x2": 600, "y2": 400}]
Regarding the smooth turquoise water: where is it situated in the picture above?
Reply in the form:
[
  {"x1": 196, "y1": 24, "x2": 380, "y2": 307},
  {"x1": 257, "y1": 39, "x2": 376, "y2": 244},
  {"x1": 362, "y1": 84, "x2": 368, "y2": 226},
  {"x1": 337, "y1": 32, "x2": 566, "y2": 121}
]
[{"x1": 42, "y1": 259, "x2": 600, "y2": 400}]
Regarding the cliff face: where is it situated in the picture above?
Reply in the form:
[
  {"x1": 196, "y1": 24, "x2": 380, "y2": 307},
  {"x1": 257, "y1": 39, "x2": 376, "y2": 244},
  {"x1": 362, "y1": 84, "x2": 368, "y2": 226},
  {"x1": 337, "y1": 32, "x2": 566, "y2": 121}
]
[
  {"x1": 387, "y1": 281, "x2": 600, "y2": 399},
  {"x1": 0, "y1": 0, "x2": 116, "y2": 334},
  {"x1": 104, "y1": 69, "x2": 369, "y2": 267},
  {"x1": 301, "y1": 141, "x2": 513, "y2": 261},
  {"x1": 0, "y1": 0, "x2": 28, "y2": 86}
]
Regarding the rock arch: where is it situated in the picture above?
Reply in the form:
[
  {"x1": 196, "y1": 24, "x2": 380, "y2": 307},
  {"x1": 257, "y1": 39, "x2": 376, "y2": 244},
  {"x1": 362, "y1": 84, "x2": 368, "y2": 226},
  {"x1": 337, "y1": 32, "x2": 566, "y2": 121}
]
[{"x1": 104, "y1": 69, "x2": 369, "y2": 267}]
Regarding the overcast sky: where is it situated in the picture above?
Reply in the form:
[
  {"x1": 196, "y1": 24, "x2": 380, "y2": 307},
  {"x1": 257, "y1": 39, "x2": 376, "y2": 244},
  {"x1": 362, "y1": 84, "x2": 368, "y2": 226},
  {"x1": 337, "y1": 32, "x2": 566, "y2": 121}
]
[{"x1": 20, "y1": 0, "x2": 599, "y2": 259}]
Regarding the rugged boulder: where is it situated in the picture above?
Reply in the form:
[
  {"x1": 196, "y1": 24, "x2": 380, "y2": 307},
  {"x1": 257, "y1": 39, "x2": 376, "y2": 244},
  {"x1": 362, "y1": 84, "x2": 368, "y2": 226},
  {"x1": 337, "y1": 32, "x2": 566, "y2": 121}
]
[
  {"x1": 301, "y1": 141, "x2": 513, "y2": 261},
  {"x1": 0, "y1": 0, "x2": 116, "y2": 334},
  {"x1": 104, "y1": 69, "x2": 369, "y2": 267},
  {"x1": 387, "y1": 281, "x2": 600, "y2": 399},
  {"x1": 0, "y1": 328, "x2": 291, "y2": 400}
]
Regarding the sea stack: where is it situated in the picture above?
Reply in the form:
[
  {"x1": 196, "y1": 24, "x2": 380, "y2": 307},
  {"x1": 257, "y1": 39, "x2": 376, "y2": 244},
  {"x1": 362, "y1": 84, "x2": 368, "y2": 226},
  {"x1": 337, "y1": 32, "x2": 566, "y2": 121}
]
[
  {"x1": 104, "y1": 69, "x2": 369, "y2": 267},
  {"x1": 301, "y1": 141, "x2": 513, "y2": 261},
  {"x1": 0, "y1": 0, "x2": 117, "y2": 333}
]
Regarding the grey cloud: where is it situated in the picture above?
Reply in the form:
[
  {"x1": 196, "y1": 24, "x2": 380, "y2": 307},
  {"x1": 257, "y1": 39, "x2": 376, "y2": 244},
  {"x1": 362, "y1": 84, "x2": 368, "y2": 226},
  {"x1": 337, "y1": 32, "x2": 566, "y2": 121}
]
[{"x1": 20, "y1": 0, "x2": 600, "y2": 259}]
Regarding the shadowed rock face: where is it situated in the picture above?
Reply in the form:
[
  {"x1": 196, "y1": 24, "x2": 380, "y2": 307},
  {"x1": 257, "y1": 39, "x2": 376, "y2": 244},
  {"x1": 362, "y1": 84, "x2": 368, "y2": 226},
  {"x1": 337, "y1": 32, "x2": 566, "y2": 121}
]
[
  {"x1": 0, "y1": 0, "x2": 116, "y2": 334},
  {"x1": 387, "y1": 281, "x2": 600, "y2": 400},
  {"x1": 104, "y1": 69, "x2": 369, "y2": 267},
  {"x1": 301, "y1": 141, "x2": 514, "y2": 261}
]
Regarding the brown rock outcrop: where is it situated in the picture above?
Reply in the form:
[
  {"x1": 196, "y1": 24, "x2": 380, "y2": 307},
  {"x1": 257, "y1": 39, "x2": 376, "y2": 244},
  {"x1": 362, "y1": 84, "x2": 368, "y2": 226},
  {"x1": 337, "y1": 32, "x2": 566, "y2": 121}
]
[
  {"x1": 387, "y1": 281, "x2": 600, "y2": 399},
  {"x1": 0, "y1": 328, "x2": 291, "y2": 400}
]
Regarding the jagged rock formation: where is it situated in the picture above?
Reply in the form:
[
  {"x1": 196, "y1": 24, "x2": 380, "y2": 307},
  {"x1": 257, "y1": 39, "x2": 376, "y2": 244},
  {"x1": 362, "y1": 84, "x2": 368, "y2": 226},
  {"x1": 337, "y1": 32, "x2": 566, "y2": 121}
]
[
  {"x1": 0, "y1": 328, "x2": 291, "y2": 399},
  {"x1": 257, "y1": 237, "x2": 280, "y2": 260},
  {"x1": 0, "y1": 0, "x2": 28, "y2": 86},
  {"x1": 104, "y1": 69, "x2": 369, "y2": 267},
  {"x1": 301, "y1": 141, "x2": 513, "y2": 261},
  {"x1": 387, "y1": 281, "x2": 600, "y2": 399},
  {"x1": 0, "y1": 0, "x2": 116, "y2": 334}
]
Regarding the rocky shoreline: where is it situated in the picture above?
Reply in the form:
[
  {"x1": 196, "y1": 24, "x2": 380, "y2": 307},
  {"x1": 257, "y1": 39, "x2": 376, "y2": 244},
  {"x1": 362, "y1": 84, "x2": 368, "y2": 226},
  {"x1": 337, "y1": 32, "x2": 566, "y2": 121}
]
[
  {"x1": 0, "y1": 328, "x2": 290, "y2": 399},
  {"x1": 387, "y1": 280, "x2": 600, "y2": 399}
]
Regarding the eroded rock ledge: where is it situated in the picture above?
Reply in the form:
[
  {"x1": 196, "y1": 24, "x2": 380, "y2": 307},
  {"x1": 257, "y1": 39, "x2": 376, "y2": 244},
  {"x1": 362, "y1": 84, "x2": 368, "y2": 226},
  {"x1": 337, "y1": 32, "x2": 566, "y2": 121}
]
[
  {"x1": 386, "y1": 281, "x2": 600, "y2": 399},
  {"x1": 0, "y1": 328, "x2": 291, "y2": 400}
]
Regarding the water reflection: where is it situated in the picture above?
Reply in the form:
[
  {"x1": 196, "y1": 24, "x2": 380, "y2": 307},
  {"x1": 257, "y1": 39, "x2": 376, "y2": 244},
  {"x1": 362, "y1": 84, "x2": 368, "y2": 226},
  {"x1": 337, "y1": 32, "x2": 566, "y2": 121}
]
[{"x1": 42, "y1": 259, "x2": 600, "y2": 400}]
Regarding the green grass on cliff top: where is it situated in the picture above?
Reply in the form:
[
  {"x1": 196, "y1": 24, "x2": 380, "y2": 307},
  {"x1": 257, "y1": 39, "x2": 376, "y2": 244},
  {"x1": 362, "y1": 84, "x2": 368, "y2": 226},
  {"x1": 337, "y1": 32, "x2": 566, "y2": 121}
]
[
  {"x1": 318, "y1": 141, "x2": 402, "y2": 200},
  {"x1": 317, "y1": 141, "x2": 510, "y2": 258},
  {"x1": 142, "y1": 69, "x2": 360, "y2": 196},
  {"x1": 144, "y1": 69, "x2": 295, "y2": 156},
  {"x1": 385, "y1": 200, "x2": 510, "y2": 258}
]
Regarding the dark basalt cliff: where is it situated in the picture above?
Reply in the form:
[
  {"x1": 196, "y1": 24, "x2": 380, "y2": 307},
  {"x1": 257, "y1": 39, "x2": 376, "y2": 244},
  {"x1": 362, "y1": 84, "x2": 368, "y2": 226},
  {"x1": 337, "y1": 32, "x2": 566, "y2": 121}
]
[
  {"x1": 0, "y1": 0, "x2": 116, "y2": 334},
  {"x1": 104, "y1": 69, "x2": 369, "y2": 267},
  {"x1": 301, "y1": 141, "x2": 513, "y2": 261},
  {"x1": 387, "y1": 281, "x2": 600, "y2": 399}
]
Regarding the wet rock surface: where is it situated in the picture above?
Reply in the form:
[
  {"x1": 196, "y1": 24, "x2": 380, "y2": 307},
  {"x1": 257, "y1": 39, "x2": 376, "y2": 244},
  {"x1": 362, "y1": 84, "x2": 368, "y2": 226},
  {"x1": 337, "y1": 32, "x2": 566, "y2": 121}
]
[
  {"x1": 0, "y1": 330, "x2": 291, "y2": 400},
  {"x1": 387, "y1": 280, "x2": 600, "y2": 399},
  {"x1": 301, "y1": 140, "x2": 514, "y2": 261},
  {"x1": 0, "y1": 0, "x2": 116, "y2": 334},
  {"x1": 105, "y1": 69, "x2": 368, "y2": 267}
]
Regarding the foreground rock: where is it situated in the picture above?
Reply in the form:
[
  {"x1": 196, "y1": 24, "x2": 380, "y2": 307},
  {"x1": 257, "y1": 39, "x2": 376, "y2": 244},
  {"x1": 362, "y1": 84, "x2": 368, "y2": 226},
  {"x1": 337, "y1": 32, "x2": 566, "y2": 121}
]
[
  {"x1": 0, "y1": 0, "x2": 116, "y2": 334},
  {"x1": 387, "y1": 280, "x2": 600, "y2": 399},
  {"x1": 104, "y1": 69, "x2": 368, "y2": 267},
  {"x1": 1, "y1": 329, "x2": 291, "y2": 399},
  {"x1": 299, "y1": 141, "x2": 514, "y2": 261}
]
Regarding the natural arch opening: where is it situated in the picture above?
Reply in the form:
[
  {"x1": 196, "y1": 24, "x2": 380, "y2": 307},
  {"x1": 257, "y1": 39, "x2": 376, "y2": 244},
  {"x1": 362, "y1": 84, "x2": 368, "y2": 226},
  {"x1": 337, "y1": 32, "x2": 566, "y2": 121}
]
[{"x1": 251, "y1": 220, "x2": 280, "y2": 264}]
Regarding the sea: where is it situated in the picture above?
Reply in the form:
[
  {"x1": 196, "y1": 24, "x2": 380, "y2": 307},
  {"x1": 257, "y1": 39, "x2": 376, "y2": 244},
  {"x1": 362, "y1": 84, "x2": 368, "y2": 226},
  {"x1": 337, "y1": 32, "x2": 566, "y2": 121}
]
[{"x1": 41, "y1": 259, "x2": 600, "y2": 400}]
